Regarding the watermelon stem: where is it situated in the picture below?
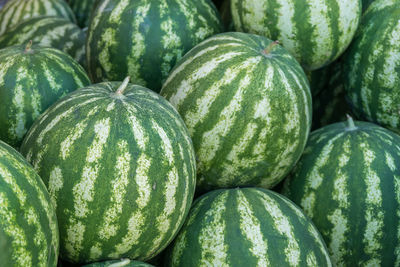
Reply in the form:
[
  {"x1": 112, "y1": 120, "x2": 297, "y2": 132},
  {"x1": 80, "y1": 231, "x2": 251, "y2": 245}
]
[
  {"x1": 262, "y1": 41, "x2": 280, "y2": 55},
  {"x1": 25, "y1": 40, "x2": 33, "y2": 53},
  {"x1": 346, "y1": 114, "x2": 357, "y2": 130},
  {"x1": 116, "y1": 77, "x2": 130, "y2": 95}
]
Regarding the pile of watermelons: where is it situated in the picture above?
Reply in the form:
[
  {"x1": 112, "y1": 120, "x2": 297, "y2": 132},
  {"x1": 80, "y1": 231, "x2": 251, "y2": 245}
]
[{"x1": 0, "y1": 0, "x2": 399, "y2": 266}]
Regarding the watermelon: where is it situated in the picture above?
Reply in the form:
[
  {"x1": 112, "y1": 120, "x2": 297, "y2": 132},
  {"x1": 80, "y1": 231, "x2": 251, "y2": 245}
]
[
  {"x1": 83, "y1": 259, "x2": 153, "y2": 267},
  {"x1": 0, "y1": 43, "x2": 90, "y2": 148},
  {"x1": 166, "y1": 187, "x2": 332, "y2": 266},
  {"x1": 0, "y1": 16, "x2": 86, "y2": 66},
  {"x1": 86, "y1": 0, "x2": 223, "y2": 92},
  {"x1": 67, "y1": 0, "x2": 97, "y2": 28},
  {"x1": 282, "y1": 117, "x2": 400, "y2": 266},
  {"x1": 161, "y1": 32, "x2": 311, "y2": 192},
  {"x1": 343, "y1": 0, "x2": 400, "y2": 134},
  {"x1": 0, "y1": 140, "x2": 59, "y2": 266},
  {"x1": 230, "y1": 0, "x2": 361, "y2": 71},
  {"x1": 0, "y1": 0, "x2": 76, "y2": 36},
  {"x1": 20, "y1": 78, "x2": 197, "y2": 264}
]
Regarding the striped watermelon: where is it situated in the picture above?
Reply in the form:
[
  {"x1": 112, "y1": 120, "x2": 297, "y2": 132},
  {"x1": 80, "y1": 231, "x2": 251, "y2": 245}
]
[
  {"x1": 343, "y1": 0, "x2": 400, "y2": 134},
  {"x1": 167, "y1": 187, "x2": 332, "y2": 266},
  {"x1": 282, "y1": 117, "x2": 400, "y2": 266},
  {"x1": 20, "y1": 78, "x2": 197, "y2": 264},
  {"x1": 83, "y1": 259, "x2": 153, "y2": 267},
  {"x1": 86, "y1": 0, "x2": 223, "y2": 92},
  {"x1": 0, "y1": 140, "x2": 59, "y2": 266},
  {"x1": 0, "y1": 16, "x2": 86, "y2": 66},
  {"x1": 230, "y1": 0, "x2": 361, "y2": 71},
  {"x1": 161, "y1": 32, "x2": 311, "y2": 192},
  {"x1": 0, "y1": 0, "x2": 76, "y2": 36},
  {"x1": 67, "y1": 0, "x2": 97, "y2": 28},
  {"x1": 0, "y1": 43, "x2": 90, "y2": 148}
]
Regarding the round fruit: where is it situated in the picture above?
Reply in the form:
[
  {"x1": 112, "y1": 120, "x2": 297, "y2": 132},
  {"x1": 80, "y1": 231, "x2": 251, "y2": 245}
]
[
  {"x1": 167, "y1": 187, "x2": 332, "y2": 266},
  {"x1": 0, "y1": 16, "x2": 86, "y2": 66},
  {"x1": 161, "y1": 32, "x2": 311, "y2": 192},
  {"x1": 0, "y1": 140, "x2": 59, "y2": 266},
  {"x1": 86, "y1": 0, "x2": 223, "y2": 92},
  {"x1": 282, "y1": 117, "x2": 400, "y2": 266},
  {"x1": 20, "y1": 78, "x2": 197, "y2": 264},
  {"x1": 0, "y1": 0, "x2": 76, "y2": 36},
  {"x1": 231, "y1": 0, "x2": 361, "y2": 70},
  {"x1": 0, "y1": 43, "x2": 90, "y2": 148},
  {"x1": 343, "y1": 0, "x2": 400, "y2": 133}
]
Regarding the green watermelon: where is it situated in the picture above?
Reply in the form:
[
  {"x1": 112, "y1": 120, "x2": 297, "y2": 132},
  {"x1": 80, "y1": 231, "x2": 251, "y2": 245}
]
[
  {"x1": 86, "y1": 0, "x2": 223, "y2": 92},
  {"x1": 343, "y1": 0, "x2": 400, "y2": 134},
  {"x1": 161, "y1": 32, "x2": 311, "y2": 192},
  {"x1": 0, "y1": 0, "x2": 76, "y2": 36},
  {"x1": 20, "y1": 78, "x2": 197, "y2": 264},
  {"x1": 167, "y1": 187, "x2": 332, "y2": 266},
  {"x1": 282, "y1": 117, "x2": 400, "y2": 266},
  {"x1": 67, "y1": 0, "x2": 97, "y2": 28},
  {"x1": 231, "y1": 0, "x2": 361, "y2": 71},
  {"x1": 0, "y1": 140, "x2": 59, "y2": 266},
  {"x1": 0, "y1": 43, "x2": 90, "y2": 148},
  {"x1": 0, "y1": 16, "x2": 86, "y2": 66},
  {"x1": 83, "y1": 259, "x2": 153, "y2": 267}
]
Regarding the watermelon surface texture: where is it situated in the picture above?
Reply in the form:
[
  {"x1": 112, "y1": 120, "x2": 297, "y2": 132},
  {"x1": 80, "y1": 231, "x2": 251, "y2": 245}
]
[
  {"x1": 83, "y1": 259, "x2": 154, "y2": 267},
  {"x1": 0, "y1": 0, "x2": 76, "y2": 36},
  {"x1": 20, "y1": 78, "x2": 197, "y2": 264},
  {"x1": 230, "y1": 0, "x2": 361, "y2": 70},
  {"x1": 167, "y1": 187, "x2": 332, "y2": 266},
  {"x1": 86, "y1": 0, "x2": 223, "y2": 92},
  {"x1": 0, "y1": 16, "x2": 86, "y2": 66},
  {"x1": 0, "y1": 43, "x2": 90, "y2": 148},
  {"x1": 0, "y1": 140, "x2": 59, "y2": 267},
  {"x1": 161, "y1": 32, "x2": 311, "y2": 192},
  {"x1": 282, "y1": 117, "x2": 400, "y2": 266},
  {"x1": 343, "y1": 0, "x2": 400, "y2": 134}
]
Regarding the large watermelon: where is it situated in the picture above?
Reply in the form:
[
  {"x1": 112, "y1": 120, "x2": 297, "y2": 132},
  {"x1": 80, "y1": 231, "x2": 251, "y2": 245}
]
[
  {"x1": 166, "y1": 187, "x2": 332, "y2": 266},
  {"x1": 86, "y1": 0, "x2": 223, "y2": 92},
  {"x1": 20, "y1": 78, "x2": 197, "y2": 264},
  {"x1": 0, "y1": 140, "x2": 59, "y2": 266},
  {"x1": 161, "y1": 32, "x2": 311, "y2": 192},
  {"x1": 230, "y1": 0, "x2": 361, "y2": 71},
  {"x1": 0, "y1": 43, "x2": 90, "y2": 148},
  {"x1": 282, "y1": 117, "x2": 400, "y2": 266},
  {"x1": 343, "y1": 0, "x2": 400, "y2": 134},
  {"x1": 0, "y1": 0, "x2": 76, "y2": 36},
  {"x1": 0, "y1": 16, "x2": 86, "y2": 66},
  {"x1": 67, "y1": 0, "x2": 97, "y2": 28}
]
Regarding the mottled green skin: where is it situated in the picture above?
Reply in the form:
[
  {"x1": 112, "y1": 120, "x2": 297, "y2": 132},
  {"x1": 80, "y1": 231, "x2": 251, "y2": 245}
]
[
  {"x1": 310, "y1": 60, "x2": 350, "y2": 130},
  {"x1": 0, "y1": 140, "x2": 59, "y2": 267},
  {"x1": 83, "y1": 259, "x2": 153, "y2": 267},
  {"x1": 0, "y1": 0, "x2": 76, "y2": 36},
  {"x1": 363, "y1": 0, "x2": 375, "y2": 12},
  {"x1": 282, "y1": 120, "x2": 400, "y2": 266},
  {"x1": 231, "y1": 0, "x2": 361, "y2": 70},
  {"x1": 161, "y1": 32, "x2": 312, "y2": 192},
  {"x1": 86, "y1": 0, "x2": 223, "y2": 92},
  {"x1": 167, "y1": 187, "x2": 332, "y2": 267},
  {"x1": 67, "y1": 0, "x2": 97, "y2": 28},
  {"x1": 343, "y1": 0, "x2": 400, "y2": 134},
  {"x1": 0, "y1": 44, "x2": 90, "y2": 148},
  {"x1": 20, "y1": 82, "x2": 197, "y2": 264},
  {"x1": 0, "y1": 16, "x2": 86, "y2": 66}
]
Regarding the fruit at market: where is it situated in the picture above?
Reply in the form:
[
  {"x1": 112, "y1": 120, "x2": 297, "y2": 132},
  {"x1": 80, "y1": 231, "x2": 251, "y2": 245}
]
[
  {"x1": 161, "y1": 32, "x2": 311, "y2": 192},
  {"x1": 67, "y1": 0, "x2": 97, "y2": 28},
  {"x1": 0, "y1": 43, "x2": 90, "y2": 148},
  {"x1": 20, "y1": 78, "x2": 197, "y2": 264},
  {"x1": 343, "y1": 0, "x2": 400, "y2": 134},
  {"x1": 83, "y1": 259, "x2": 154, "y2": 267},
  {"x1": 86, "y1": 0, "x2": 223, "y2": 92},
  {"x1": 231, "y1": 0, "x2": 361, "y2": 70},
  {"x1": 0, "y1": 140, "x2": 59, "y2": 267},
  {"x1": 282, "y1": 117, "x2": 400, "y2": 266},
  {"x1": 0, "y1": 0, "x2": 76, "y2": 36},
  {"x1": 166, "y1": 187, "x2": 332, "y2": 266},
  {"x1": 0, "y1": 16, "x2": 86, "y2": 66}
]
